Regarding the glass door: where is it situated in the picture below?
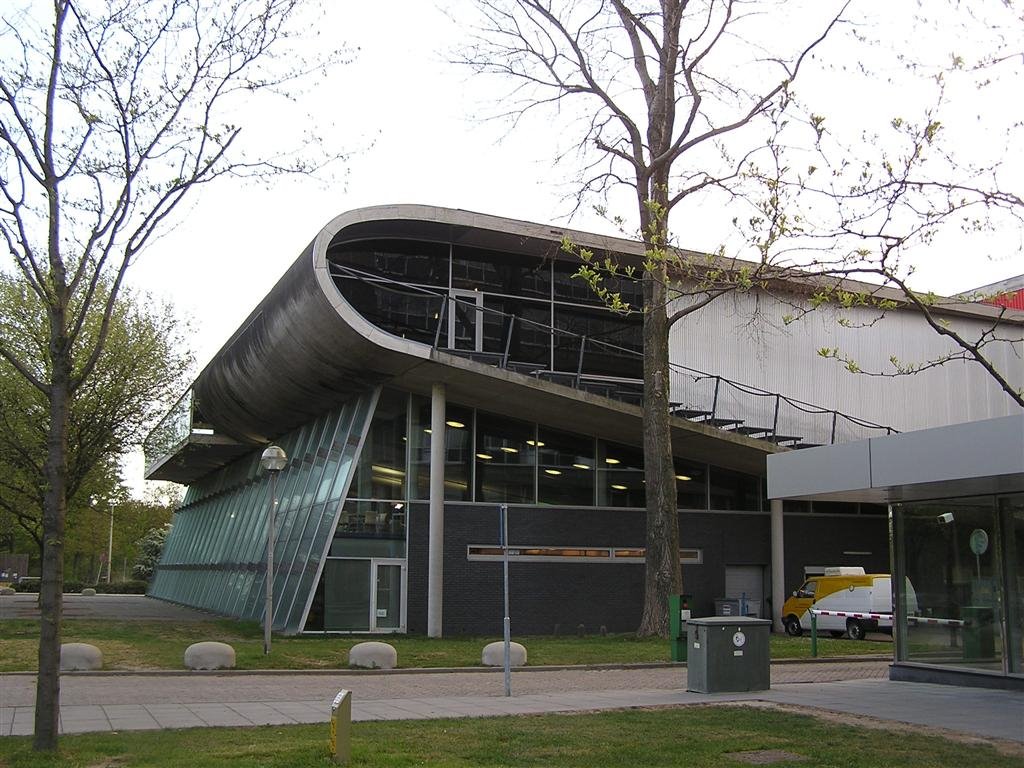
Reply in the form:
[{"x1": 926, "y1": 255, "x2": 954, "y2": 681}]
[
  {"x1": 372, "y1": 559, "x2": 406, "y2": 631},
  {"x1": 448, "y1": 290, "x2": 483, "y2": 351}
]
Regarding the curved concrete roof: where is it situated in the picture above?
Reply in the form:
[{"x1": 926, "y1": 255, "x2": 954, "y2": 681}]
[{"x1": 160, "y1": 205, "x2": 791, "y2": 480}]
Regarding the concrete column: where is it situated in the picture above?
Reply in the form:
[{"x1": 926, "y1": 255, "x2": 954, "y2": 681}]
[
  {"x1": 427, "y1": 382, "x2": 446, "y2": 638},
  {"x1": 770, "y1": 498, "x2": 785, "y2": 634}
]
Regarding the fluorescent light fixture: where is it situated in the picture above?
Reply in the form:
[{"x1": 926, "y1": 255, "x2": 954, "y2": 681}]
[
  {"x1": 611, "y1": 484, "x2": 627, "y2": 490},
  {"x1": 526, "y1": 439, "x2": 545, "y2": 447},
  {"x1": 372, "y1": 465, "x2": 405, "y2": 477},
  {"x1": 446, "y1": 420, "x2": 465, "y2": 428},
  {"x1": 476, "y1": 453, "x2": 493, "y2": 460},
  {"x1": 605, "y1": 458, "x2": 620, "y2": 465},
  {"x1": 572, "y1": 463, "x2": 591, "y2": 470},
  {"x1": 500, "y1": 447, "x2": 519, "y2": 453},
  {"x1": 423, "y1": 428, "x2": 432, "y2": 434},
  {"x1": 675, "y1": 474, "x2": 691, "y2": 481},
  {"x1": 544, "y1": 469, "x2": 562, "y2": 476}
]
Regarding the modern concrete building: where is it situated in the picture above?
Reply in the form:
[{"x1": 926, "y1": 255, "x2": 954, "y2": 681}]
[
  {"x1": 143, "y1": 204, "x2": 1023, "y2": 637},
  {"x1": 768, "y1": 415, "x2": 1024, "y2": 689}
]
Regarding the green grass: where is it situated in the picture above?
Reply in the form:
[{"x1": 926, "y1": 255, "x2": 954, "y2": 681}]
[
  {"x1": 0, "y1": 706, "x2": 1017, "y2": 767},
  {"x1": 0, "y1": 619, "x2": 889, "y2": 672}
]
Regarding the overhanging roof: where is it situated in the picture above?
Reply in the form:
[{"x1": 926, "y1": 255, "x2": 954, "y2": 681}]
[
  {"x1": 149, "y1": 205, "x2": 788, "y2": 483},
  {"x1": 767, "y1": 414, "x2": 1024, "y2": 503}
]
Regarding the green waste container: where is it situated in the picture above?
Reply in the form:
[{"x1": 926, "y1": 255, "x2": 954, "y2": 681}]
[
  {"x1": 669, "y1": 594, "x2": 693, "y2": 662},
  {"x1": 686, "y1": 616, "x2": 771, "y2": 693}
]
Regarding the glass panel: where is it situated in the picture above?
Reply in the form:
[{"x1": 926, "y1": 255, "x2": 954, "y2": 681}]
[
  {"x1": 449, "y1": 292, "x2": 482, "y2": 351},
  {"x1": 330, "y1": 238, "x2": 450, "y2": 286},
  {"x1": 553, "y1": 305, "x2": 642, "y2": 379},
  {"x1": 537, "y1": 427, "x2": 594, "y2": 506},
  {"x1": 709, "y1": 466, "x2": 761, "y2": 511},
  {"x1": 475, "y1": 411, "x2": 536, "y2": 503},
  {"x1": 675, "y1": 458, "x2": 707, "y2": 510},
  {"x1": 597, "y1": 440, "x2": 644, "y2": 508},
  {"x1": 451, "y1": 245, "x2": 550, "y2": 298},
  {"x1": 324, "y1": 559, "x2": 371, "y2": 631},
  {"x1": 412, "y1": 398, "x2": 472, "y2": 501},
  {"x1": 896, "y1": 497, "x2": 1003, "y2": 672},
  {"x1": 999, "y1": 494, "x2": 1024, "y2": 675},
  {"x1": 350, "y1": 389, "x2": 408, "y2": 501},
  {"x1": 374, "y1": 564, "x2": 402, "y2": 629},
  {"x1": 335, "y1": 500, "x2": 407, "y2": 545}
]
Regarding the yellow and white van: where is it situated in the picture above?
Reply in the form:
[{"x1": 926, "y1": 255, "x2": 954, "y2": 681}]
[{"x1": 782, "y1": 567, "x2": 916, "y2": 640}]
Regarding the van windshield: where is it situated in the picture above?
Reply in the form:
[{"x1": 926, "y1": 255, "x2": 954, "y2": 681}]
[{"x1": 799, "y1": 580, "x2": 817, "y2": 598}]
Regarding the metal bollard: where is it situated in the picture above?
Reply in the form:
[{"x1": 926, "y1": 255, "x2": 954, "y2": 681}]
[
  {"x1": 330, "y1": 689, "x2": 352, "y2": 765},
  {"x1": 810, "y1": 612, "x2": 818, "y2": 658}
]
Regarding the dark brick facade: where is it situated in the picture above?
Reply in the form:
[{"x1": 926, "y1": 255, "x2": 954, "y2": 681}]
[{"x1": 405, "y1": 501, "x2": 888, "y2": 635}]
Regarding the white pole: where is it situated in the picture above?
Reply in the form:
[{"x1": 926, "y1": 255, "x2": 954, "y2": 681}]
[
  {"x1": 770, "y1": 498, "x2": 785, "y2": 633},
  {"x1": 501, "y1": 503, "x2": 511, "y2": 697},
  {"x1": 427, "y1": 382, "x2": 446, "y2": 638},
  {"x1": 264, "y1": 471, "x2": 277, "y2": 655},
  {"x1": 106, "y1": 508, "x2": 114, "y2": 584}
]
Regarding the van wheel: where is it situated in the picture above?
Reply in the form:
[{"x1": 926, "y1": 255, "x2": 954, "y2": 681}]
[
  {"x1": 847, "y1": 619, "x2": 866, "y2": 641},
  {"x1": 784, "y1": 616, "x2": 802, "y2": 637}
]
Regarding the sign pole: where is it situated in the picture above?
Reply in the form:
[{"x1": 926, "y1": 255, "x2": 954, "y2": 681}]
[{"x1": 500, "y1": 503, "x2": 511, "y2": 697}]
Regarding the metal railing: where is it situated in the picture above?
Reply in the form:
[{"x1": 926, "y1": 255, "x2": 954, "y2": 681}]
[{"x1": 330, "y1": 263, "x2": 897, "y2": 448}]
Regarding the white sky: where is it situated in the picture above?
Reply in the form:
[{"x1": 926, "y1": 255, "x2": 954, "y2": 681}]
[
  {"x1": 121, "y1": 1, "x2": 1023, "y2": 492},
  {"x1": 125, "y1": 1, "x2": 1023, "y2": 374}
]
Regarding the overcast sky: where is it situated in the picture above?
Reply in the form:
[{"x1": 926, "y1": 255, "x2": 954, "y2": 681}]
[{"x1": 122, "y1": 1, "x2": 1022, "y2": 382}]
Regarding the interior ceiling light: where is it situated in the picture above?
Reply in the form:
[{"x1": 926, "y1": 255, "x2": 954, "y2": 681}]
[
  {"x1": 611, "y1": 484, "x2": 627, "y2": 490},
  {"x1": 423, "y1": 428, "x2": 432, "y2": 434},
  {"x1": 605, "y1": 458, "x2": 621, "y2": 465},
  {"x1": 372, "y1": 465, "x2": 406, "y2": 477},
  {"x1": 544, "y1": 469, "x2": 562, "y2": 476},
  {"x1": 500, "y1": 447, "x2": 519, "y2": 453},
  {"x1": 526, "y1": 440, "x2": 545, "y2": 447},
  {"x1": 572, "y1": 463, "x2": 591, "y2": 470},
  {"x1": 676, "y1": 474, "x2": 692, "y2": 481},
  {"x1": 476, "y1": 453, "x2": 493, "y2": 460},
  {"x1": 446, "y1": 420, "x2": 465, "y2": 428}
]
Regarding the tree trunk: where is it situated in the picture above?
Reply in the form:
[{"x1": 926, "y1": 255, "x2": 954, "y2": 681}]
[
  {"x1": 636, "y1": 188, "x2": 681, "y2": 637},
  {"x1": 34, "y1": 354, "x2": 70, "y2": 750}
]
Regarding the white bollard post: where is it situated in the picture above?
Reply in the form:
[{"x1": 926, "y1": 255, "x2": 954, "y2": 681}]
[{"x1": 330, "y1": 689, "x2": 352, "y2": 765}]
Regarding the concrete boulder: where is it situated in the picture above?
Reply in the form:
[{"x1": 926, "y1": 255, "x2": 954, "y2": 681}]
[
  {"x1": 80, "y1": 587, "x2": 97, "y2": 596},
  {"x1": 184, "y1": 641, "x2": 236, "y2": 670},
  {"x1": 348, "y1": 641, "x2": 397, "y2": 670},
  {"x1": 60, "y1": 643, "x2": 103, "y2": 671},
  {"x1": 482, "y1": 641, "x2": 527, "y2": 667}
]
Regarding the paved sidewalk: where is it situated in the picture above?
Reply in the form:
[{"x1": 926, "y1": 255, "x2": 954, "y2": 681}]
[{"x1": 2, "y1": 662, "x2": 1021, "y2": 744}]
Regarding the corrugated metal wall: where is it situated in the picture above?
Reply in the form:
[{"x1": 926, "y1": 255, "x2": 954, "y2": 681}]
[{"x1": 668, "y1": 290, "x2": 1023, "y2": 436}]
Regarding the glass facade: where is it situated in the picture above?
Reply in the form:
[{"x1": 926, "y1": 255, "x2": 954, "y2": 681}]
[
  {"x1": 329, "y1": 238, "x2": 643, "y2": 379},
  {"x1": 154, "y1": 385, "x2": 770, "y2": 634},
  {"x1": 150, "y1": 390, "x2": 378, "y2": 633},
  {"x1": 893, "y1": 493, "x2": 1024, "y2": 679}
]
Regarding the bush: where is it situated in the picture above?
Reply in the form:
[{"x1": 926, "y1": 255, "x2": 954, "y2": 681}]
[{"x1": 94, "y1": 580, "x2": 149, "y2": 594}]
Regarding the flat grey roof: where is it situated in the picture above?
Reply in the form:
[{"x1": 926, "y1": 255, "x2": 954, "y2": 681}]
[{"x1": 767, "y1": 414, "x2": 1024, "y2": 503}]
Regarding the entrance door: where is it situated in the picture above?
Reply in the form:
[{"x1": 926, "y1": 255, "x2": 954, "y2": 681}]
[
  {"x1": 323, "y1": 558, "x2": 406, "y2": 632},
  {"x1": 448, "y1": 290, "x2": 483, "y2": 351},
  {"x1": 725, "y1": 565, "x2": 765, "y2": 618}
]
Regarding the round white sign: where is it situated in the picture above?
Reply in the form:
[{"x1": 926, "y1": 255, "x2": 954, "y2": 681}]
[
  {"x1": 969, "y1": 529, "x2": 989, "y2": 556},
  {"x1": 732, "y1": 631, "x2": 746, "y2": 648}
]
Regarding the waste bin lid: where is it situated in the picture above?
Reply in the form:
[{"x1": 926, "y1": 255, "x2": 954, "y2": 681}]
[{"x1": 686, "y1": 616, "x2": 772, "y2": 627}]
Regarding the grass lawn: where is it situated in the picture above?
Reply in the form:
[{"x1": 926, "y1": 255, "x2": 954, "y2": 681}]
[
  {"x1": 0, "y1": 619, "x2": 888, "y2": 672},
  {"x1": 0, "y1": 706, "x2": 1017, "y2": 767}
]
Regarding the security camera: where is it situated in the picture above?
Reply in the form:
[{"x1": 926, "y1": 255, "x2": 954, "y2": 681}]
[{"x1": 937, "y1": 512, "x2": 954, "y2": 525}]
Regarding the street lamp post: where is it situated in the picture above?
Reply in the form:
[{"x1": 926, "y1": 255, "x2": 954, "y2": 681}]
[{"x1": 260, "y1": 445, "x2": 288, "y2": 655}]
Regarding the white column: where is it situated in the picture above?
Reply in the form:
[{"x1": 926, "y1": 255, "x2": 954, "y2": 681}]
[
  {"x1": 427, "y1": 382, "x2": 446, "y2": 638},
  {"x1": 770, "y1": 498, "x2": 785, "y2": 633}
]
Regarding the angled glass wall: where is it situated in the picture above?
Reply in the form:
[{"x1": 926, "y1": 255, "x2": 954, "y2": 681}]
[{"x1": 150, "y1": 389, "x2": 378, "y2": 633}]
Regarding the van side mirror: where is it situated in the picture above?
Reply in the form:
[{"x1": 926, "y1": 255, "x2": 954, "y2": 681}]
[{"x1": 791, "y1": 591, "x2": 797, "y2": 597}]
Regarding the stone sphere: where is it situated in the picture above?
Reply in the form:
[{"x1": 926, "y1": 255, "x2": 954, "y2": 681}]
[
  {"x1": 184, "y1": 641, "x2": 236, "y2": 670},
  {"x1": 482, "y1": 641, "x2": 527, "y2": 667},
  {"x1": 80, "y1": 587, "x2": 97, "y2": 596},
  {"x1": 348, "y1": 641, "x2": 398, "y2": 670},
  {"x1": 61, "y1": 643, "x2": 103, "y2": 671}
]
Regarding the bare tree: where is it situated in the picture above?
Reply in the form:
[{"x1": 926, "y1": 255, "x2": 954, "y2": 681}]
[
  {"x1": 458, "y1": 0, "x2": 851, "y2": 636},
  {"x1": 0, "y1": 0, "x2": 343, "y2": 749},
  {"x1": 748, "y1": 2, "x2": 1024, "y2": 407}
]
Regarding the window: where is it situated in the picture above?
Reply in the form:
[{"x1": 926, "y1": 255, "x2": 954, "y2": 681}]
[
  {"x1": 597, "y1": 441, "x2": 644, "y2": 508},
  {"x1": 467, "y1": 544, "x2": 703, "y2": 564},
  {"x1": 475, "y1": 412, "x2": 536, "y2": 503},
  {"x1": 537, "y1": 428, "x2": 595, "y2": 506}
]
